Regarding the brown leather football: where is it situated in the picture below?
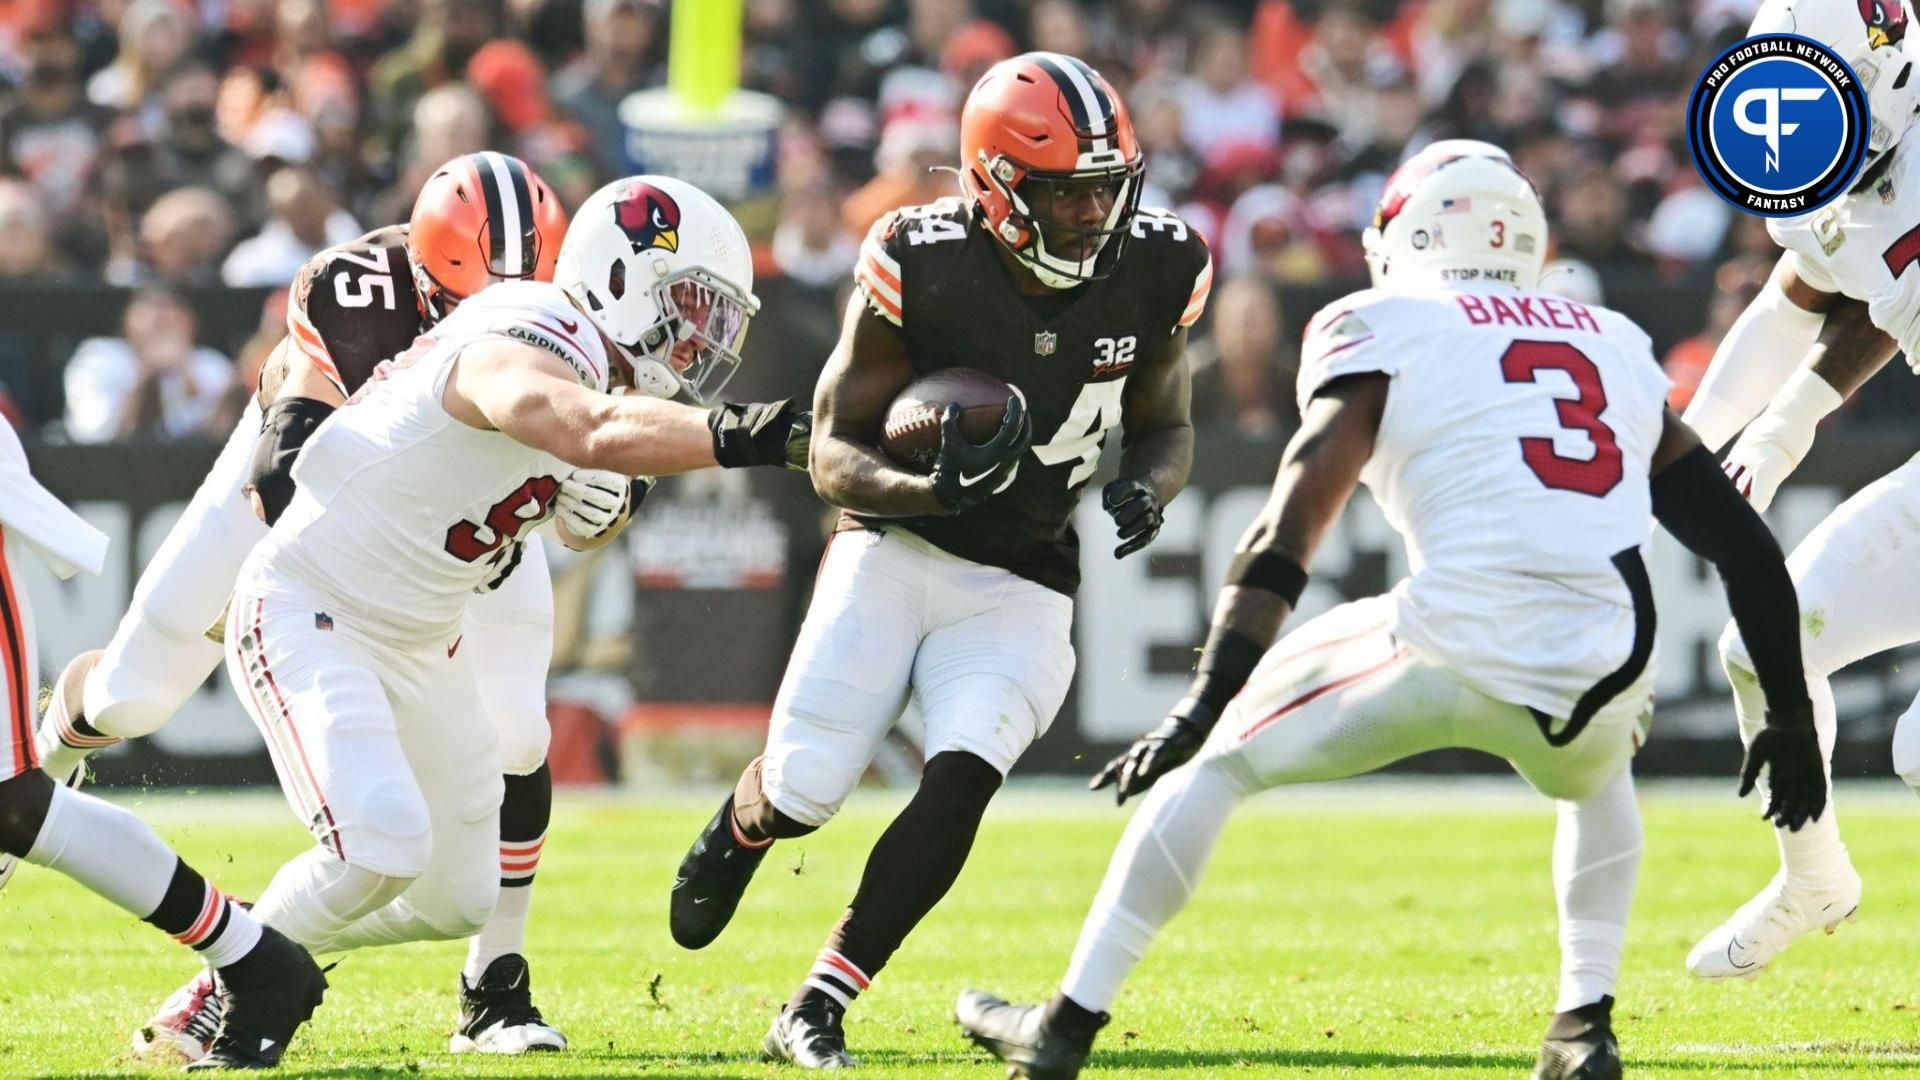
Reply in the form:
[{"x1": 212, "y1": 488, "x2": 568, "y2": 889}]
[{"x1": 880, "y1": 368, "x2": 1018, "y2": 473}]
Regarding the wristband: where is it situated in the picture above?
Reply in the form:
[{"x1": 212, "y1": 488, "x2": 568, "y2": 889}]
[{"x1": 1225, "y1": 549, "x2": 1308, "y2": 606}]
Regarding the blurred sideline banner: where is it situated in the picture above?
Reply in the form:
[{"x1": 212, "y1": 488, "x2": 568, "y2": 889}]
[{"x1": 20, "y1": 426, "x2": 1920, "y2": 788}]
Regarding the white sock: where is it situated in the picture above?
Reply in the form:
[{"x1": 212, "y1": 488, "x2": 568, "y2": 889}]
[
  {"x1": 1553, "y1": 769, "x2": 1642, "y2": 1013},
  {"x1": 250, "y1": 847, "x2": 410, "y2": 954},
  {"x1": 1059, "y1": 756, "x2": 1247, "y2": 1013},
  {"x1": 1774, "y1": 676, "x2": 1851, "y2": 887},
  {"x1": 465, "y1": 882, "x2": 534, "y2": 982},
  {"x1": 26, "y1": 783, "x2": 176, "y2": 915},
  {"x1": 23, "y1": 785, "x2": 262, "y2": 966},
  {"x1": 35, "y1": 651, "x2": 115, "y2": 782}
]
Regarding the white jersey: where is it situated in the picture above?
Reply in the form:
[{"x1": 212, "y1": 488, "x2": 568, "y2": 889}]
[
  {"x1": 237, "y1": 279, "x2": 608, "y2": 642},
  {"x1": 1298, "y1": 286, "x2": 1671, "y2": 720},
  {"x1": 1770, "y1": 145, "x2": 1920, "y2": 356}
]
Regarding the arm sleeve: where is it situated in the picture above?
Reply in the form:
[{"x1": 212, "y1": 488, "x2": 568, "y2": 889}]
[
  {"x1": 1680, "y1": 279, "x2": 1826, "y2": 452},
  {"x1": 1651, "y1": 445, "x2": 1812, "y2": 721},
  {"x1": 246, "y1": 396, "x2": 336, "y2": 525}
]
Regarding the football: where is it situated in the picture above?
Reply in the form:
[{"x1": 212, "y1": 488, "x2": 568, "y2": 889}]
[{"x1": 879, "y1": 368, "x2": 1019, "y2": 472}]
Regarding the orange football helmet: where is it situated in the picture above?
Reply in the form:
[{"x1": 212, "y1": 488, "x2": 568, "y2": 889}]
[
  {"x1": 408, "y1": 151, "x2": 568, "y2": 322},
  {"x1": 960, "y1": 52, "x2": 1144, "y2": 289}
]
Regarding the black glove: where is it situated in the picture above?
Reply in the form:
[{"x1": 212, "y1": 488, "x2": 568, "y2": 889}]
[
  {"x1": 710, "y1": 399, "x2": 812, "y2": 470},
  {"x1": 1102, "y1": 478, "x2": 1163, "y2": 559},
  {"x1": 1090, "y1": 702, "x2": 1216, "y2": 805},
  {"x1": 1739, "y1": 710, "x2": 1828, "y2": 832},
  {"x1": 930, "y1": 397, "x2": 1032, "y2": 514}
]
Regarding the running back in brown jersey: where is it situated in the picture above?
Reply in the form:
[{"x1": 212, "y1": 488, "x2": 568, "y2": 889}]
[
  {"x1": 283, "y1": 225, "x2": 425, "y2": 397},
  {"x1": 844, "y1": 196, "x2": 1212, "y2": 593}
]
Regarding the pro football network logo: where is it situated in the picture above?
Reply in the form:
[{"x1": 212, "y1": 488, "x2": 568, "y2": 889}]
[
  {"x1": 1687, "y1": 33, "x2": 1869, "y2": 217},
  {"x1": 613, "y1": 181, "x2": 681, "y2": 253}
]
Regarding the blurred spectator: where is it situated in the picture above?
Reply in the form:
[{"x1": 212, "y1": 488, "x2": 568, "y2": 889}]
[
  {"x1": 773, "y1": 180, "x2": 859, "y2": 289},
  {"x1": 1189, "y1": 275, "x2": 1295, "y2": 440},
  {"x1": 102, "y1": 60, "x2": 263, "y2": 233},
  {"x1": 552, "y1": 0, "x2": 665, "y2": 180},
  {"x1": 1287, "y1": 2, "x2": 1409, "y2": 145},
  {"x1": 1666, "y1": 256, "x2": 1770, "y2": 411},
  {"x1": 939, "y1": 19, "x2": 1017, "y2": 90},
  {"x1": 1028, "y1": 0, "x2": 1095, "y2": 60},
  {"x1": 1176, "y1": 23, "x2": 1281, "y2": 163},
  {"x1": 368, "y1": 0, "x2": 506, "y2": 161},
  {"x1": 223, "y1": 167, "x2": 362, "y2": 287},
  {"x1": 467, "y1": 40, "x2": 554, "y2": 145},
  {"x1": 0, "y1": 180, "x2": 59, "y2": 280},
  {"x1": 371, "y1": 84, "x2": 491, "y2": 229},
  {"x1": 64, "y1": 286, "x2": 235, "y2": 444},
  {"x1": 1552, "y1": 167, "x2": 1648, "y2": 270},
  {"x1": 0, "y1": 29, "x2": 113, "y2": 217},
  {"x1": 842, "y1": 115, "x2": 960, "y2": 238},
  {"x1": 111, "y1": 185, "x2": 237, "y2": 287},
  {"x1": 86, "y1": 0, "x2": 193, "y2": 134}
]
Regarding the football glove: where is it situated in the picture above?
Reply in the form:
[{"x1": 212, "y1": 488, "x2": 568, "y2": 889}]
[
  {"x1": 556, "y1": 468, "x2": 633, "y2": 540},
  {"x1": 476, "y1": 540, "x2": 525, "y2": 593},
  {"x1": 1091, "y1": 701, "x2": 1215, "y2": 805},
  {"x1": 930, "y1": 397, "x2": 1032, "y2": 514},
  {"x1": 1102, "y1": 478, "x2": 1163, "y2": 559},
  {"x1": 710, "y1": 399, "x2": 812, "y2": 470},
  {"x1": 1739, "y1": 706, "x2": 1828, "y2": 832},
  {"x1": 1722, "y1": 368, "x2": 1842, "y2": 513}
]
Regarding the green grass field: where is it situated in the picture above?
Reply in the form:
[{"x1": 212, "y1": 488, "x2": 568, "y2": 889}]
[{"x1": 3, "y1": 782, "x2": 1918, "y2": 1079}]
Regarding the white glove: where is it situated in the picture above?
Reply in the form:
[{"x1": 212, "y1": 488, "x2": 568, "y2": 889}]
[
  {"x1": 1721, "y1": 368, "x2": 1843, "y2": 513},
  {"x1": 555, "y1": 468, "x2": 632, "y2": 539}
]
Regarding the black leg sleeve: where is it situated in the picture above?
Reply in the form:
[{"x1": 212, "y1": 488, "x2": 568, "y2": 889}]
[{"x1": 1651, "y1": 445, "x2": 1812, "y2": 722}]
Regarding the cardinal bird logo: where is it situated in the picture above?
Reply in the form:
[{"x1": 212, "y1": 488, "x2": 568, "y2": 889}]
[
  {"x1": 1861, "y1": 0, "x2": 1908, "y2": 49},
  {"x1": 613, "y1": 182, "x2": 681, "y2": 253}
]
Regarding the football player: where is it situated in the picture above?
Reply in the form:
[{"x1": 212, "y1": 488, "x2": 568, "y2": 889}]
[
  {"x1": 954, "y1": 142, "x2": 1828, "y2": 1080},
  {"x1": 140, "y1": 174, "x2": 806, "y2": 1069},
  {"x1": 21, "y1": 153, "x2": 588, "y2": 1057},
  {"x1": 1677, "y1": 0, "x2": 1920, "y2": 978},
  {"x1": 667, "y1": 52, "x2": 1211, "y2": 1067},
  {"x1": 0, "y1": 420, "x2": 326, "y2": 1070}
]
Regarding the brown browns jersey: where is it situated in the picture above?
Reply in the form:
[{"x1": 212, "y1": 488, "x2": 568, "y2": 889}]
[
  {"x1": 285, "y1": 225, "x2": 424, "y2": 396},
  {"x1": 845, "y1": 196, "x2": 1212, "y2": 594}
]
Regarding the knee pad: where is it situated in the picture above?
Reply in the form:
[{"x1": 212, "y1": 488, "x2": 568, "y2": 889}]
[
  {"x1": 351, "y1": 781, "x2": 435, "y2": 879},
  {"x1": 759, "y1": 739, "x2": 860, "y2": 830},
  {"x1": 491, "y1": 713, "x2": 551, "y2": 777}
]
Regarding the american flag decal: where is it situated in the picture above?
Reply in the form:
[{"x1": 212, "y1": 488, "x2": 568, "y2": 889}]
[{"x1": 1438, "y1": 197, "x2": 1472, "y2": 214}]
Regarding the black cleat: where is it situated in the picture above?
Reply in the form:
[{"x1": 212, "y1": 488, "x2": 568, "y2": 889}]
[
  {"x1": 670, "y1": 796, "x2": 769, "y2": 950},
  {"x1": 184, "y1": 927, "x2": 327, "y2": 1071},
  {"x1": 450, "y1": 953, "x2": 568, "y2": 1054},
  {"x1": 764, "y1": 1000, "x2": 857, "y2": 1068},
  {"x1": 955, "y1": 990, "x2": 1106, "y2": 1080},
  {"x1": 1532, "y1": 996, "x2": 1621, "y2": 1080}
]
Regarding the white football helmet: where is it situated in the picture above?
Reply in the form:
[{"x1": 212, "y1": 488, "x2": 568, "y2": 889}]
[
  {"x1": 555, "y1": 175, "x2": 761, "y2": 402},
  {"x1": 1752, "y1": 0, "x2": 1920, "y2": 162},
  {"x1": 1361, "y1": 140, "x2": 1547, "y2": 292}
]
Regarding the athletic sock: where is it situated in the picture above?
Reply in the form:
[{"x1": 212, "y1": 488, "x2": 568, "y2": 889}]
[
  {"x1": 1060, "y1": 754, "x2": 1247, "y2": 1013},
  {"x1": 464, "y1": 764, "x2": 553, "y2": 983},
  {"x1": 1774, "y1": 676, "x2": 1852, "y2": 887},
  {"x1": 1552, "y1": 769, "x2": 1641, "y2": 1013},
  {"x1": 791, "y1": 947, "x2": 870, "y2": 1013},
  {"x1": 24, "y1": 785, "x2": 260, "y2": 966},
  {"x1": 35, "y1": 651, "x2": 114, "y2": 781}
]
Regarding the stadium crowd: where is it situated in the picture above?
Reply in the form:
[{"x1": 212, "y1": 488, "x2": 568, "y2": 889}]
[{"x1": 0, "y1": 0, "x2": 1869, "y2": 440}]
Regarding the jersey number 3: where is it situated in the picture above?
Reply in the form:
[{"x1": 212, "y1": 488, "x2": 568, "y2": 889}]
[
  {"x1": 1500, "y1": 340, "x2": 1622, "y2": 497},
  {"x1": 445, "y1": 477, "x2": 560, "y2": 562}
]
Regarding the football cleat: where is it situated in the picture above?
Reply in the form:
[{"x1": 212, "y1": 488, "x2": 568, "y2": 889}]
[
  {"x1": 185, "y1": 927, "x2": 327, "y2": 1070},
  {"x1": 132, "y1": 969, "x2": 223, "y2": 1063},
  {"x1": 764, "y1": 1001, "x2": 857, "y2": 1069},
  {"x1": 669, "y1": 797, "x2": 769, "y2": 950},
  {"x1": 955, "y1": 990, "x2": 1105, "y2": 1080},
  {"x1": 1531, "y1": 995, "x2": 1620, "y2": 1080},
  {"x1": 450, "y1": 953, "x2": 568, "y2": 1054},
  {"x1": 1686, "y1": 867, "x2": 1862, "y2": 979}
]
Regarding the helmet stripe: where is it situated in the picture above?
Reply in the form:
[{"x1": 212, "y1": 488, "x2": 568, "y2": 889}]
[
  {"x1": 471, "y1": 153, "x2": 508, "y2": 276},
  {"x1": 504, "y1": 156, "x2": 535, "y2": 274},
  {"x1": 478, "y1": 151, "x2": 527, "y2": 277},
  {"x1": 1031, "y1": 52, "x2": 1110, "y2": 149}
]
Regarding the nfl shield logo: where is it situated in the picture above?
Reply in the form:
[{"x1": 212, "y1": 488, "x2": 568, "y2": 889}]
[{"x1": 1033, "y1": 331, "x2": 1058, "y2": 356}]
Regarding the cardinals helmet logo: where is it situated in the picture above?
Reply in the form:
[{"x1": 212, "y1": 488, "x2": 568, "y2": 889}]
[
  {"x1": 1860, "y1": 0, "x2": 1909, "y2": 49},
  {"x1": 612, "y1": 182, "x2": 681, "y2": 253}
]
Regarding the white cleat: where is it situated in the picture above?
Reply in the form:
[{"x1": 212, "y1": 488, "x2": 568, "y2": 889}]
[
  {"x1": 1687, "y1": 868, "x2": 1863, "y2": 979},
  {"x1": 131, "y1": 968, "x2": 224, "y2": 1062}
]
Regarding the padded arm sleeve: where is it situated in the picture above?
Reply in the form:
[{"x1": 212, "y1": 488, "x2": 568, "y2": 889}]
[
  {"x1": 1651, "y1": 445, "x2": 1811, "y2": 723},
  {"x1": 246, "y1": 397, "x2": 336, "y2": 526},
  {"x1": 1681, "y1": 281, "x2": 1825, "y2": 452}
]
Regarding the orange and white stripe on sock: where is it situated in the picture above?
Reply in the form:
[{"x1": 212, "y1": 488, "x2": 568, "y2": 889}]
[{"x1": 501, "y1": 832, "x2": 544, "y2": 887}]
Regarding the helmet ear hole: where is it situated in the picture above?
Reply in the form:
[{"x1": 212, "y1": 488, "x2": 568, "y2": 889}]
[{"x1": 608, "y1": 259, "x2": 625, "y2": 301}]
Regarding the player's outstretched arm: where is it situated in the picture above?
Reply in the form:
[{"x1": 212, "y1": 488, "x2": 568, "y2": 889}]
[
  {"x1": 1721, "y1": 296, "x2": 1897, "y2": 512},
  {"x1": 1683, "y1": 256, "x2": 1836, "y2": 451},
  {"x1": 449, "y1": 340, "x2": 725, "y2": 476},
  {"x1": 1093, "y1": 373, "x2": 1386, "y2": 804},
  {"x1": 245, "y1": 340, "x2": 350, "y2": 524},
  {"x1": 1650, "y1": 410, "x2": 1824, "y2": 831},
  {"x1": 1103, "y1": 327, "x2": 1195, "y2": 558},
  {"x1": 809, "y1": 293, "x2": 946, "y2": 517}
]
